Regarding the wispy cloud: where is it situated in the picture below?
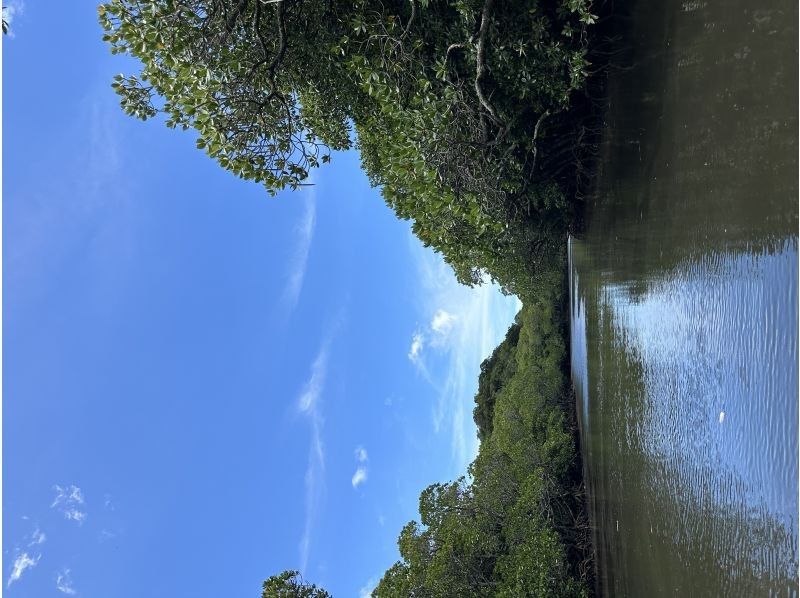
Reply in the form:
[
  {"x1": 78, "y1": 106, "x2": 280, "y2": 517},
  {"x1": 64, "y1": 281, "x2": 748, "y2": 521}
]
[
  {"x1": 51, "y1": 485, "x2": 84, "y2": 508},
  {"x1": 84, "y1": 99, "x2": 122, "y2": 203},
  {"x1": 56, "y1": 569, "x2": 77, "y2": 595},
  {"x1": 408, "y1": 332, "x2": 424, "y2": 363},
  {"x1": 7, "y1": 553, "x2": 40, "y2": 588},
  {"x1": 6, "y1": 524, "x2": 48, "y2": 588},
  {"x1": 359, "y1": 576, "x2": 379, "y2": 598},
  {"x1": 351, "y1": 467, "x2": 368, "y2": 488},
  {"x1": 283, "y1": 190, "x2": 317, "y2": 311},
  {"x1": 407, "y1": 236, "x2": 521, "y2": 471},
  {"x1": 64, "y1": 510, "x2": 87, "y2": 524},
  {"x1": 5, "y1": 85, "x2": 139, "y2": 313},
  {"x1": 352, "y1": 446, "x2": 369, "y2": 488},
  {"x1": 29, "y1": 528, "x2": 46, "y2": 546},
  {"x1": 430, "y1": 309, "x2": 457, "y2": 339},
  {"x1": 298, "y1": 347, "x2": 328, "y2": 417},
  {"x1": 51, "y1": 485, "x2": 87, "y2": 524},
  {"x1": 297, "y1": 333, "x2": 334, "y2": 574}
]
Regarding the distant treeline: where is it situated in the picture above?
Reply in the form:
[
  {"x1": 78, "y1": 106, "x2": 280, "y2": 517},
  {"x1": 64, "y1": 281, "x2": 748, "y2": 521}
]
[
  {"x1": 369, "y1": 270, "x2": 592, "y2": 596},
  {"x1": 262, "y1": 273, "x2": 592, "y2": 596},
  {"x1": 101, "y1": 0, "x2": 597, "y2": 594}
]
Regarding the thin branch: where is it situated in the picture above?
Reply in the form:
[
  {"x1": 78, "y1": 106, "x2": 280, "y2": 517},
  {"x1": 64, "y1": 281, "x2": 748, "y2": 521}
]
[
  {"x1": 530, "y1": 109, "x2": 550, "y2": 173},
  {"x1": 473, "y1": 0, "x2": 501, "y2": 126},
  {"x1": 444, "y1": 42, "x2": 466, "y2": 65},
  {"x1": 400, "y1": 0, "x2": 416, "y2": 39}
]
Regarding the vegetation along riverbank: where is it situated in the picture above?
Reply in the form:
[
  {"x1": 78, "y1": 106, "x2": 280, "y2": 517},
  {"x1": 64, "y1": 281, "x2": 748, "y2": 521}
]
[{"x1": 101, "y1": 0, "x2": 606, "y2": 594}]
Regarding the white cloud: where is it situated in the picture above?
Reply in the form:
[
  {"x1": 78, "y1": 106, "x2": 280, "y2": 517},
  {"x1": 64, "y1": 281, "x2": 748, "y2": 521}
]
[
  {"x1": 351, "y1": 467, "x2": 368, "y2": 488},
  {"x1": 298, "y1": 346, "x2": 328, "y2": 416},
  {"x1": 29, "y1": 528, "x2": 46, "y2": 546},
  {"x1": 359, "y1": 576, "x2": 379, "y2": 598},
  {"x1": 64, "y1": 510, "x2": 87, "y2": 524},
  {"x1": 297, "y1": 331, "x2": 336, "y2": 574},
  {"x1": 352, "y1": 447, "x2": 369, "y2": 488},
  {"x1": 7, "y1": 553, "x2": 39, "y2": 588},
  {"x1": 51, "y1": 485, "x2": 84, "y2": 508},
  {"x1": 430, "y1": 309, "x2": 457, "y2": 339},
  {"x1": 378, "y1": 513, "x2": 385, "y2": 526},
  {"x1": 51, "y1": 485, "x2": 87, "y2": 524},
  {"x1": 407, "y1": 236, "x2": 521, "y2": 472},
  {"x1": 408, "y1": 332, "x2": 424, "y2": 363},
  {"x1": 56, "y1": 569, "x2": 77, "y2": 595},
  {"x1": 283, "y1": 190, "x2": 317, "y2": 311}
]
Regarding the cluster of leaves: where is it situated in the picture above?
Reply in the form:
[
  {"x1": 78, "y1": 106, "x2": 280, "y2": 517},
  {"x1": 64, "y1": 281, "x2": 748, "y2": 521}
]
[
  {"x1": 262, "y1": 570, "x2": 331, "y2": 598},
  {"x1": 99, "y1": 0, "x2": 594, "y2": 290},
  {"x1": 372, "y1": 267, "x2": 589, "y2": 596},
  {"x1": 99, "y1": 0, "x2": 355, "y2": 194},
  {"x1": 344, "y1": 0, "x2": 595, "y2": 290}
]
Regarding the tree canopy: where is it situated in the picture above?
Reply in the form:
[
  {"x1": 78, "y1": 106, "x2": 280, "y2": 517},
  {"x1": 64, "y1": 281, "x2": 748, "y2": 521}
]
[
  {"x1": 100, "y1": 0, "x2": 595, "y2": 293},
  {"x1": 262, "y1": 570, "x2": 332, "y2": 598}
]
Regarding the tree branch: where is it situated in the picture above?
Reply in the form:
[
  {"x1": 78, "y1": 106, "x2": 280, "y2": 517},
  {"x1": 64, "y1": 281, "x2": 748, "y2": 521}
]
[
  {"x1": 265, "y1": 0, "x2": 287, "y2": 81},
  {"x1": 474, "y1": 0, "x2": 501, "y2": 126},
  {"x1": 400, "y1": 0, "x2": 416, "y2": 39}
]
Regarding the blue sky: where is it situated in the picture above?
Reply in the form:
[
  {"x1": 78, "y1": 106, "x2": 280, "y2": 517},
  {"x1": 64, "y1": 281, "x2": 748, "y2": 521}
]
[{"x1": 2, "y1": 3, "x2": 519, "y2": 596}]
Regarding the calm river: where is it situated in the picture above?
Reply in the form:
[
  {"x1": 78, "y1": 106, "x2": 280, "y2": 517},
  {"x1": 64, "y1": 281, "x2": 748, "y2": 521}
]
[{"x1": 569, "y1": 0, "x2": 798, "y2": 595}]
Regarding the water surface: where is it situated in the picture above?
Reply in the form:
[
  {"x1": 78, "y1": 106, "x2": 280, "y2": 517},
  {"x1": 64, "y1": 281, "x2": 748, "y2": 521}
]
[{"x1": 570, "y1": 0, "x2": 798, "y2": 594}]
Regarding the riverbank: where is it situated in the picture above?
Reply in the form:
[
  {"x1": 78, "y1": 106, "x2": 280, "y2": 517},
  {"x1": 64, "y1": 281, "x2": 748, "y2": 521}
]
[{"x1": 471, "y1": 265, "x2": 595, "y2": 594}]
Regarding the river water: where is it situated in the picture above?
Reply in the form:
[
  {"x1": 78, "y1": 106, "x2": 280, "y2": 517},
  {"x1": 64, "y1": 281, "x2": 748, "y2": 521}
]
[{"x1": 569, "y1": 0, "x2": 798, "y2": 595}]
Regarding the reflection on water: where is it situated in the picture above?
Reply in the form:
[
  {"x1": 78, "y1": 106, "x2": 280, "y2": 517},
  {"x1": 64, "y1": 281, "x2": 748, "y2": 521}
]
[
  {"x1": 570, "y1": 0, "x2": 798, "y2": 594},
  {"x1": 571, "y1": 240, "x2": 798, "y2": 595}
]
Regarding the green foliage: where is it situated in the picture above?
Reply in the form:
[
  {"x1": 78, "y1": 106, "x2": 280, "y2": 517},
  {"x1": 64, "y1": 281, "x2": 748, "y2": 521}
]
[
  {"x1": 473, "y1": 322, "x2": 520, "y2": 441},
  {"x1": 262, "y1": 570, "x2": 332, "y2": 598},
  {"x1": 375, "y1": 273, "x2": 589, "y2": 597},
  {"x1": 344, "y1": 0, "x2": 593, "y2": 290},
  {"x1": 99, "y1": 0, "x2": 356, "y2": 194},
  {"x1": 100, "y1": 0, "x2": 593, "y2": 291}
]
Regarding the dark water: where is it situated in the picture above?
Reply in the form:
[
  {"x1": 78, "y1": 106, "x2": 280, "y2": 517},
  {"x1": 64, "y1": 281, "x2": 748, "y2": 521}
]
[{"x1": 569, "y1": 0, "x2": 798, "y2": 595}]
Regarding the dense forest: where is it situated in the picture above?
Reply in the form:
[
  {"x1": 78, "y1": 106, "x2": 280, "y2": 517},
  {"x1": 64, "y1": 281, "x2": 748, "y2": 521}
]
[
  {"x1": 100, "y1": 0, "x2": 600, "y2": 594},
  {"x1": 369, "y1": 279, "x2": 591, "y2": 596}
]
